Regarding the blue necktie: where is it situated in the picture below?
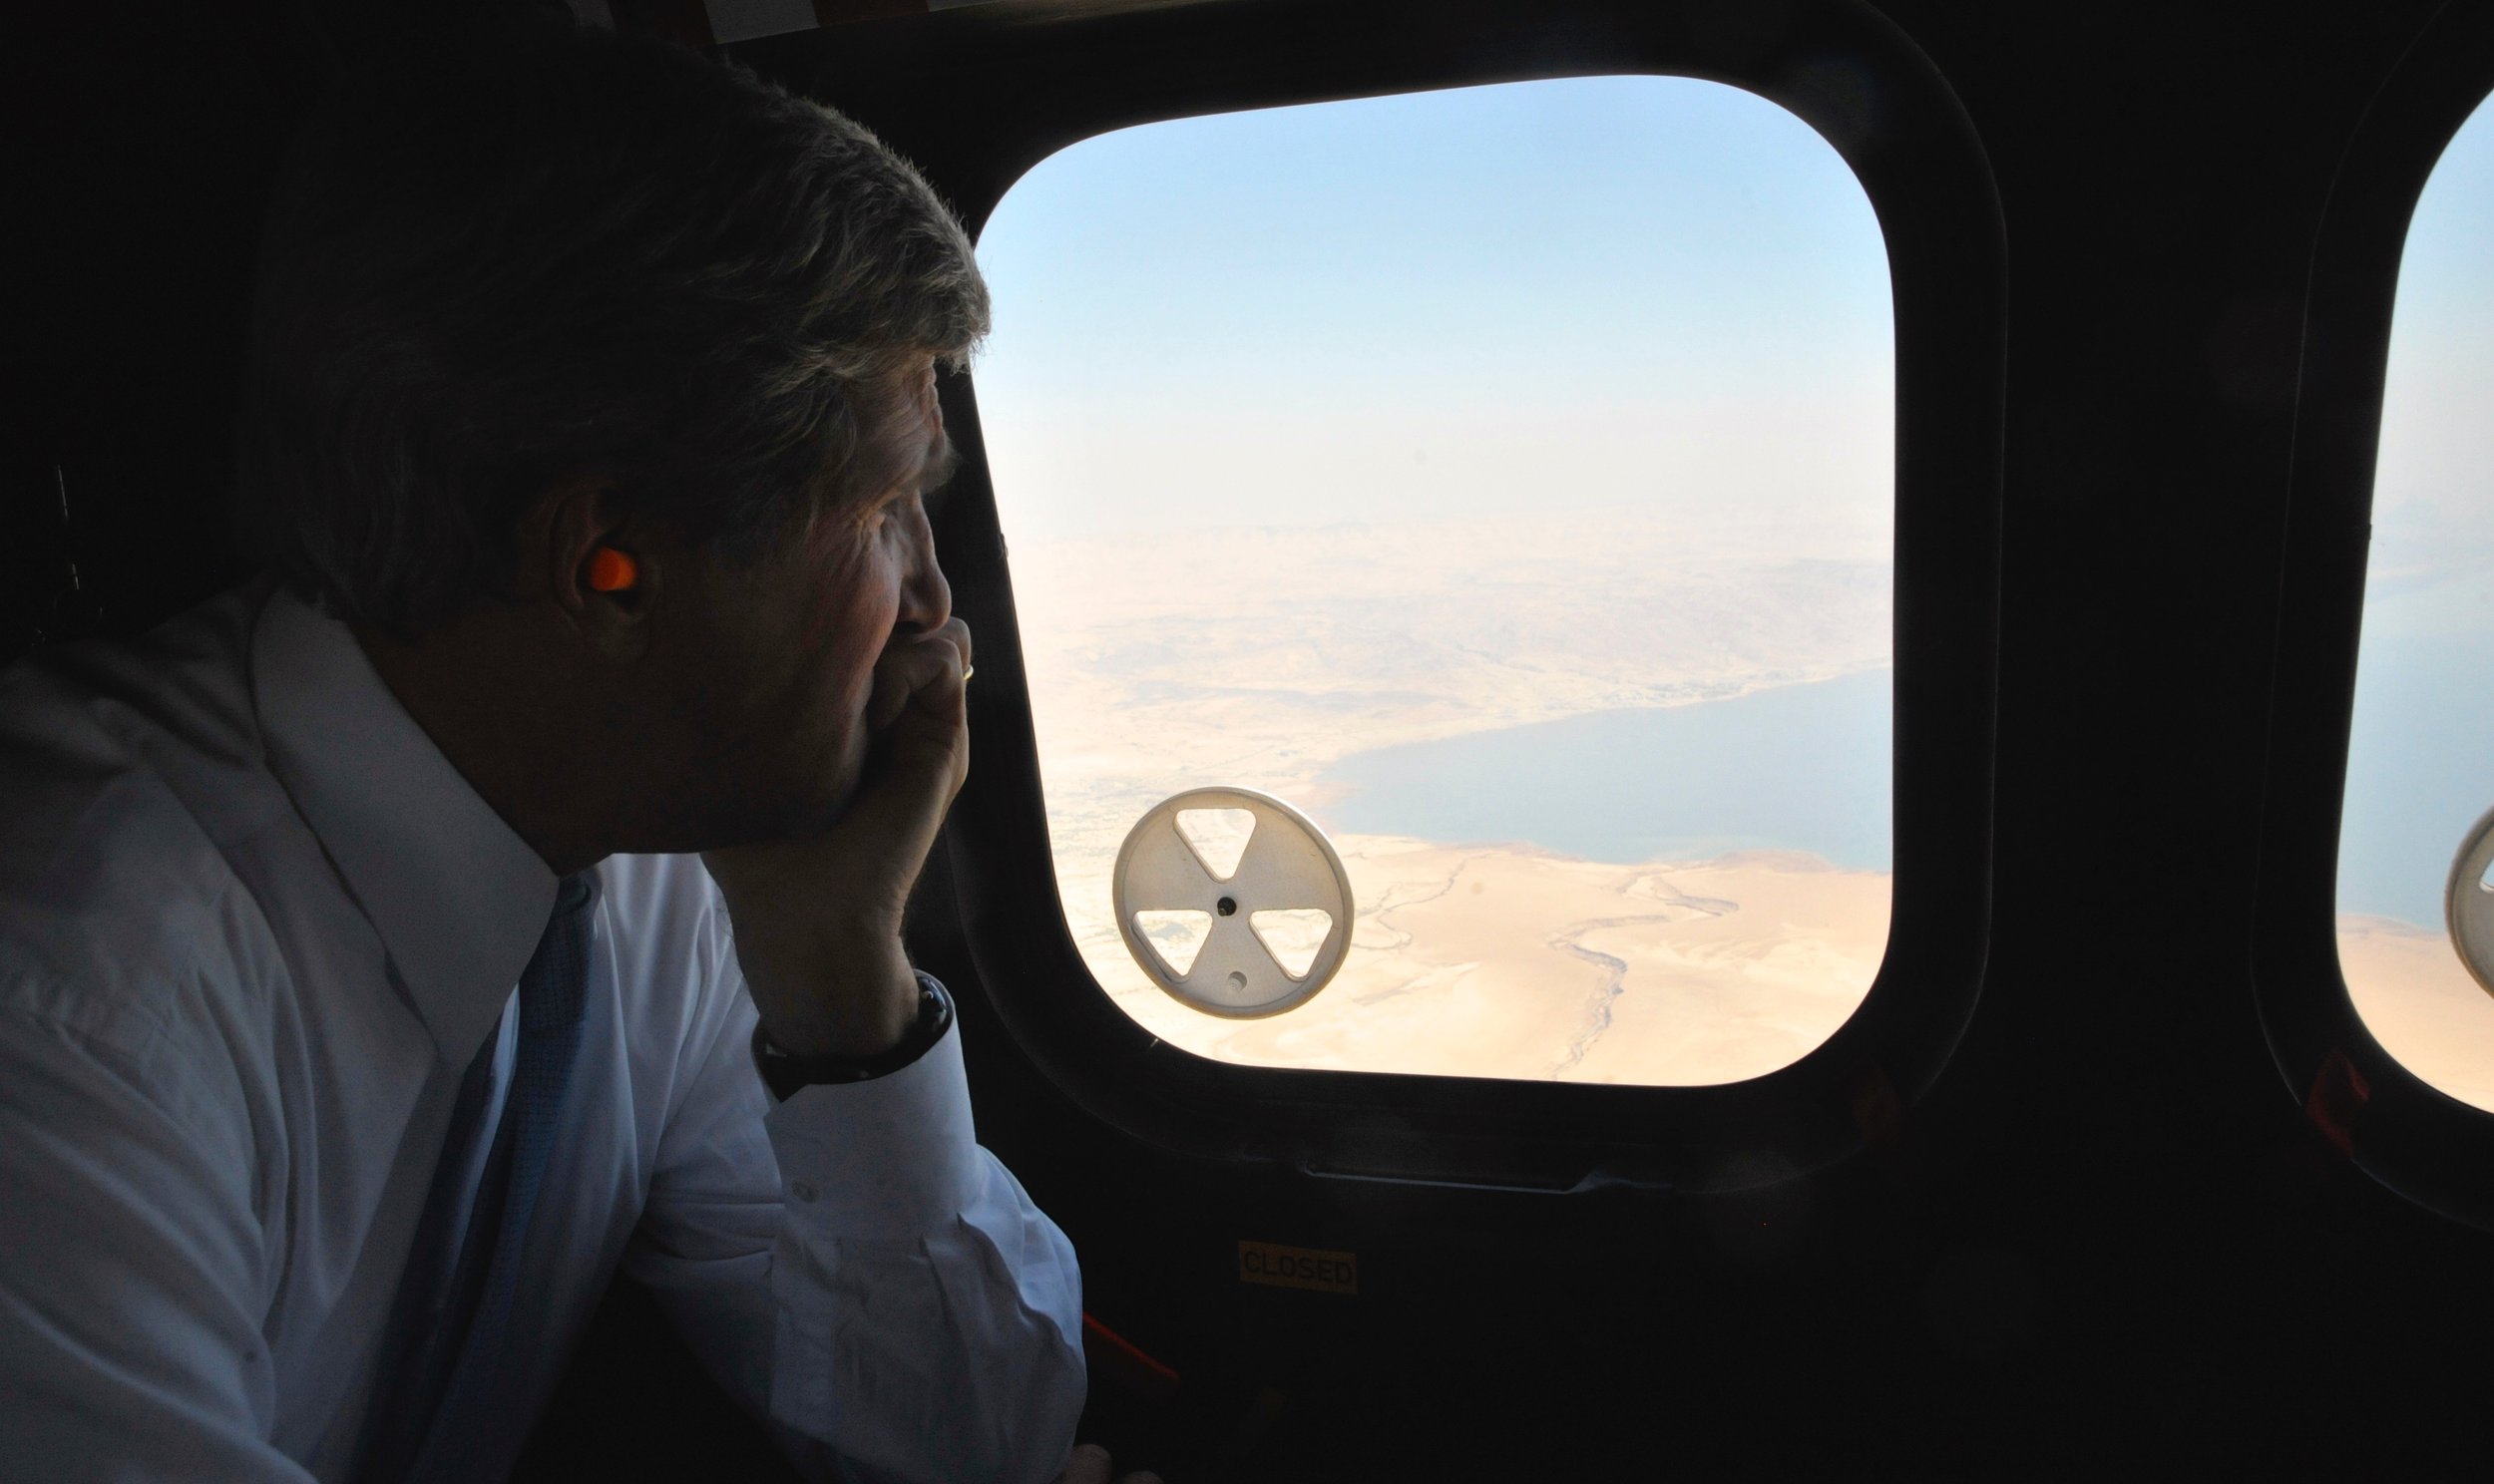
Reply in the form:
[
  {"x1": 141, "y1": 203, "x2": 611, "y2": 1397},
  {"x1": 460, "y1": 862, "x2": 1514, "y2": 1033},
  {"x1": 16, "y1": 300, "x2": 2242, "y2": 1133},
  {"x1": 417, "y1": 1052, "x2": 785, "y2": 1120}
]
[{"x1": 361, "y1": 871, "x2": 597, "y2": 1483}]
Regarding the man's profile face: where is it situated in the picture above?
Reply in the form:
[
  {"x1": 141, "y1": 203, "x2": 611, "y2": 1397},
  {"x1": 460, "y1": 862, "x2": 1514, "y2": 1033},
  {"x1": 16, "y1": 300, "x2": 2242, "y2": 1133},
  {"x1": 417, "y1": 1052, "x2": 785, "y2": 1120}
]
[{"x1": 650, "y1": 357, "x2": 955, "y2": 846}]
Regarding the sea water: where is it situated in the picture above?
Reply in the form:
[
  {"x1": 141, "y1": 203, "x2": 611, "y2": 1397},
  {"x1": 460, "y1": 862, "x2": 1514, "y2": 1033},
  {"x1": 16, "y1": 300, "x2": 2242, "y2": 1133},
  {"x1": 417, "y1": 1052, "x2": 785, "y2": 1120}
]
[
  {"x1": 1314, "y1": 667, "x2": 1893, "y2": 872},
  {"x1": 1311, "y1": 632, "x2": 2488, "y2": 927}
]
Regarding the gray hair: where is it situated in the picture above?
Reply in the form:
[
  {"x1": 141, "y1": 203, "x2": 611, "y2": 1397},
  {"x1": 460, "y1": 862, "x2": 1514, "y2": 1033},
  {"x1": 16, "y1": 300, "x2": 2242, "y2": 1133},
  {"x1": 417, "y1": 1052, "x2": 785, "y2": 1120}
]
[{"x1": 235, "y1": 26, "x2": 990, "y2": 637}]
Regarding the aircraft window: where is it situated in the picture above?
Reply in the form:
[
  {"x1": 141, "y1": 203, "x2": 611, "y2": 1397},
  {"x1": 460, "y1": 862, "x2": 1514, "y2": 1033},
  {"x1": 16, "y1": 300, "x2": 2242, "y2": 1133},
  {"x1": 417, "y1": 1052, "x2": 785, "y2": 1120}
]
[
  {"x1": 2337, "y1": 93, "x2": 2494, "y2": 1113},
  {"x1": 975, "y1": 75, "x2": 1893, "y2": 1085}
]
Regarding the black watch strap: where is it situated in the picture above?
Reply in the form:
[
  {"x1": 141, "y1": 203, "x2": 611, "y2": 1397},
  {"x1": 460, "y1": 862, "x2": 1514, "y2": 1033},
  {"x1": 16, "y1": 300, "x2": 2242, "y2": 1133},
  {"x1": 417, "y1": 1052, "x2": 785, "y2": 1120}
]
[{"x1": 751, "y1": 973, "x2": 954, "y2": 1101}]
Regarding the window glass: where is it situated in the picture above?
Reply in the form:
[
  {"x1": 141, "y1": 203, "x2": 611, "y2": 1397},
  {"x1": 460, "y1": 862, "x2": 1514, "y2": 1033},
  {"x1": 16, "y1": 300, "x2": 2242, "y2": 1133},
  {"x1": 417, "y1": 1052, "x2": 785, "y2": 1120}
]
[
  {"x1": 2339, "y1": 95, "x2": 2494, "y2": 1114},
  {"x1": 974, "y1": 77, "x2": 1893, "y2": 1084}
]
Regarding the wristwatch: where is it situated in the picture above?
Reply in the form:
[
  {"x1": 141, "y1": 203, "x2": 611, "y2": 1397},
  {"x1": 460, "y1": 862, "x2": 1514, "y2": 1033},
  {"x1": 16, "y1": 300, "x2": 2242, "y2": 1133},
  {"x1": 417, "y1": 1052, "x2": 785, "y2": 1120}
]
[{"x1": 750, "y1": 973, "x2": 954, "y2": 1100}]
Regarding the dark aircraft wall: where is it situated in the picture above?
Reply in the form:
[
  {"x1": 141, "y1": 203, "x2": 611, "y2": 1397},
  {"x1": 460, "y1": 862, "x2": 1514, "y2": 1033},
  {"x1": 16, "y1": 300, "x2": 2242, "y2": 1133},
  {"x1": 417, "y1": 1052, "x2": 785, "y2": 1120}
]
[{"x1": 7, "y1": 1, "x2": 2491, "y2": 1478}]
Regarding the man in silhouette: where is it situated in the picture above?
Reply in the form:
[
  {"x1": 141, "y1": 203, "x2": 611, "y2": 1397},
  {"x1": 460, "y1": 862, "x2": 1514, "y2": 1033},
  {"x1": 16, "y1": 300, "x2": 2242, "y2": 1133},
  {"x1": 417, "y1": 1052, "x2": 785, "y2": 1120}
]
[{"x1": 0, "y1": 25, "x2": 1152, "y2": 1484}]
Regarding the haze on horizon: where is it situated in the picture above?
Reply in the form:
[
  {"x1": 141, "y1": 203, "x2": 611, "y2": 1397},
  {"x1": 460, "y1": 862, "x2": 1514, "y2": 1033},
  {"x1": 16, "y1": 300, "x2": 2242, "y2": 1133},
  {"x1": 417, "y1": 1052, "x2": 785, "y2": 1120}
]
[{"x1": 973, "y1": 74, "x2": 1892, "y2": 544}]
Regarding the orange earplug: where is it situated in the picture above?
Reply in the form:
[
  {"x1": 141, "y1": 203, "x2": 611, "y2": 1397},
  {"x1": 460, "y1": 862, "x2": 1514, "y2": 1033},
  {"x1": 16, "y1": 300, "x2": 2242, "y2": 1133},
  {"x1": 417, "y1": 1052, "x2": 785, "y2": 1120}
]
[{"x1": 587, "y1": 547, "x2": 637, "y2": 593}]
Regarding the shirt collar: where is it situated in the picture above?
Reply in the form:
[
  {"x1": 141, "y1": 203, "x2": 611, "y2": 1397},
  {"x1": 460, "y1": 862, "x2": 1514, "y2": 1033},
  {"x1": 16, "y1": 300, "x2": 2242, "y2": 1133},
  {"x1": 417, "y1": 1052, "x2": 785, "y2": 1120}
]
[{"x1": 249, "y1": 584, "x2": 559, "y2": 1065}]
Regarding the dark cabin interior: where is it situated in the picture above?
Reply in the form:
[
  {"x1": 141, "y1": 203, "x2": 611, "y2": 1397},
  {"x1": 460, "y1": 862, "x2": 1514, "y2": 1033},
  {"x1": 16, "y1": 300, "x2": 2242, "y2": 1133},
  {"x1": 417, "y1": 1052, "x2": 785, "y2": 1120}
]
[{"x1": 10, "y1": 0, "x2": 2494, "y2": 1476}]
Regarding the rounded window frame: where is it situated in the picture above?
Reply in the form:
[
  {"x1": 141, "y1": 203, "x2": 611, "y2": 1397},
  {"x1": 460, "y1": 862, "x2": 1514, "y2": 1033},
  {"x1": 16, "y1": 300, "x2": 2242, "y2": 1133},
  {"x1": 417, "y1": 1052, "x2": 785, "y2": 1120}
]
[
  {"x1": 2254, "y1": 0, "x2": 2494, "y2": 1228},
  {"x1": 764, "y1": 0, "x2": 2004, "y2": 1192}
]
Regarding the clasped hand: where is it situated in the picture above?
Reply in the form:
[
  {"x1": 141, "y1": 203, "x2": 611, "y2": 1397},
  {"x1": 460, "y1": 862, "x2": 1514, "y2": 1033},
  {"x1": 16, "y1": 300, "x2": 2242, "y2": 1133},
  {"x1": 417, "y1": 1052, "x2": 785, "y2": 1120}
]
[{"x1": 700, "y1": 618, "x2": 972, "y2": 1059}]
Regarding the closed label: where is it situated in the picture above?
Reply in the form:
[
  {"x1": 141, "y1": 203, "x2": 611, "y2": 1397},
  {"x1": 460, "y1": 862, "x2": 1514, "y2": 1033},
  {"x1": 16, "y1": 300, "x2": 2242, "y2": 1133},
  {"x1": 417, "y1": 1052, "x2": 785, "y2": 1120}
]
[{"x1": 1237, "y1": 1240, "x2": 1359, "y2": 1295}]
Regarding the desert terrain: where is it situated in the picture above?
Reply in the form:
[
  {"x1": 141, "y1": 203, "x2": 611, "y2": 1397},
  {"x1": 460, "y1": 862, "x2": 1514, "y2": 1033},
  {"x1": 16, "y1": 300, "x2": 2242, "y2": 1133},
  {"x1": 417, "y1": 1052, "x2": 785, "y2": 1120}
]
[
  {"x1": 1005, "y1": 505, "x2": 2494, "y2": 1101},
  {"x1": 1095, "y1": 835, "x2": 1889, "y2": 1084},
  {"x1": 2337, "y1": 916, "x2": 2494, "y2": 1113},
  {"x1": 1007, "y1": 509, "x2": 1895, "y2": 1084}
]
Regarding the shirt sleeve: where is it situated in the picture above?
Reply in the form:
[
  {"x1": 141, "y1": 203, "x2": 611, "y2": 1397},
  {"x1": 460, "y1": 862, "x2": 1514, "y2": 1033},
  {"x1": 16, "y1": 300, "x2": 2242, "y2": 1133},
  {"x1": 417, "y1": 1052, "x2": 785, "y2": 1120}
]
[
  {"x1": 620, "y1": 912, "x2": 1085, "y2": 1484},
  {"x1": 0, "y1": 1004, "x2": 317, "y2": 1483}
]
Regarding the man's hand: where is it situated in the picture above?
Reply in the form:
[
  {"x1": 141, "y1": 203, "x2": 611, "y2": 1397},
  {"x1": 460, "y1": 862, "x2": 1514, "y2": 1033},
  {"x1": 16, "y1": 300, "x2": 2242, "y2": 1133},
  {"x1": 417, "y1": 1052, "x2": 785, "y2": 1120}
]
[
  {"x1": 700, "y1": 618, "x2": 972, "y2": 1058},
  {"x1": 1053, "y1": 1443, "x2": 1162, "y2": 1484}
]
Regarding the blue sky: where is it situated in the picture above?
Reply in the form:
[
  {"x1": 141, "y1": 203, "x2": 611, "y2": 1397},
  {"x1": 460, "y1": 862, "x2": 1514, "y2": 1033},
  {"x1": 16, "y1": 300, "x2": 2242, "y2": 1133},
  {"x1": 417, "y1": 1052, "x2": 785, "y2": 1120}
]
[
  {"x1": 2373, "y1": 92, "x2": 2494, "y2": 534},
  {"x1": 970, "y1": 74, "x2": 1894, "y2": 540},
  {"x1": 2341, "y1": 92, "x2": 2494, "y2": 927}
]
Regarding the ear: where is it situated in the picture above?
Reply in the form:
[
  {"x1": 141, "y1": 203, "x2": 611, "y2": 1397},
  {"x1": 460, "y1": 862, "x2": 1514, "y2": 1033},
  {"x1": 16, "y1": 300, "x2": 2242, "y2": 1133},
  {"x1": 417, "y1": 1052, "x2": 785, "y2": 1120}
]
[{"x1": 534, "y1": 476, "x2": 654, "y2": 658}]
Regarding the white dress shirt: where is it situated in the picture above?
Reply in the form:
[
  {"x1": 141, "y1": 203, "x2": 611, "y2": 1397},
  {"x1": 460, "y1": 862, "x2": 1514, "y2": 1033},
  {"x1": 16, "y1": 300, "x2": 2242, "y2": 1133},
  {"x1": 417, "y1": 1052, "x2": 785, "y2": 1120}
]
[{"x1": 0, "y1": 576, "x2": 1086, "y2": 1483}]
